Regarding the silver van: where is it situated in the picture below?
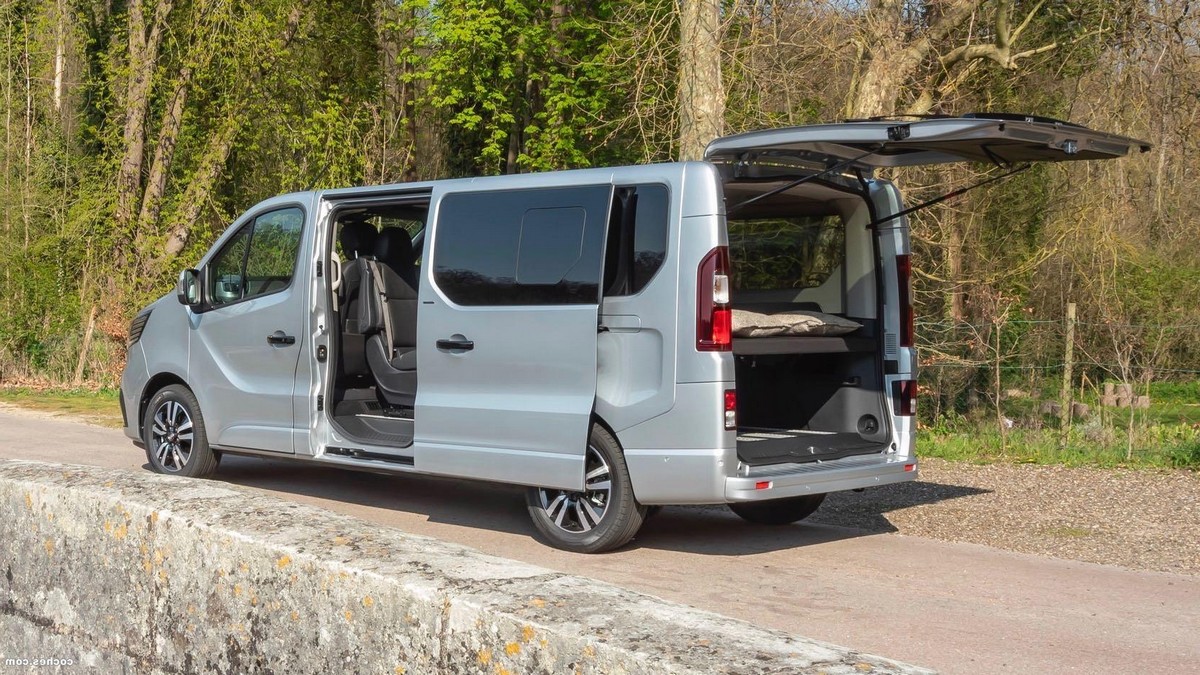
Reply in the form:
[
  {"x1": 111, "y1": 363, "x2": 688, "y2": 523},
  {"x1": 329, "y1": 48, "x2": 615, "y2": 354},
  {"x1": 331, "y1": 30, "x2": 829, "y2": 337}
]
[{"x1": 121, "y1": 115, "x2": 1145, "y2": 552}]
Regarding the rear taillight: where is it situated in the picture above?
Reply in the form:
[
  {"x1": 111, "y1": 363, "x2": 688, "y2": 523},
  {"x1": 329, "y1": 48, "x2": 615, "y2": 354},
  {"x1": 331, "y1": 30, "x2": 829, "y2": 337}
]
[
  {"x1": 896, "y1": 253, "x2": 914, "y2": 348},
  {"x1": 724, "y1": 389, "x2": 737, "y2": 430},
  {"x1": 894, "y1": 379, "x2": 917, "y2": 417},
  {"x1": 697, "y1": 246, "x2": 732, "y2": 351}
]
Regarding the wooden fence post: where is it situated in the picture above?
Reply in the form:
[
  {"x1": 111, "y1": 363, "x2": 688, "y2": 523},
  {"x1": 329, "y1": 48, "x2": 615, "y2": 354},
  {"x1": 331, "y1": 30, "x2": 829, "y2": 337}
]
[
  {"x1": 72, "y1": 304, "x2": 98, "y2": 387},
  {"x1": 1059, "y1": 302, "x2": 1076, "y2": 443}
]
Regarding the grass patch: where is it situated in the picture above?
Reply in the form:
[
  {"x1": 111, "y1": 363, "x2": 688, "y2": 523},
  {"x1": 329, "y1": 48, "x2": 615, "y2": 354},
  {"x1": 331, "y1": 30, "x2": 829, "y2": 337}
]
[
  {"x1": 921, "y1": 426, "x2": 1200, "y2": 469},
  {"x1": 0, "y1": 386, "x2": 122, "y2": 428}
]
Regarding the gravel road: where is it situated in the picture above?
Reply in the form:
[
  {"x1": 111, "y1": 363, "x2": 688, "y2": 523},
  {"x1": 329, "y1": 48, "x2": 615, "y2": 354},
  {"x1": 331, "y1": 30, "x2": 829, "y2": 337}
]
[
  {"x1": 8, "y1": 399, "x2": 1194, "y2": 576},
  {"x1": 810, "y1": 457, "x2": 1200, "y2": 576},
  {"x1": 3, "y1": 403, "x2": 1198, "y2": 674}
]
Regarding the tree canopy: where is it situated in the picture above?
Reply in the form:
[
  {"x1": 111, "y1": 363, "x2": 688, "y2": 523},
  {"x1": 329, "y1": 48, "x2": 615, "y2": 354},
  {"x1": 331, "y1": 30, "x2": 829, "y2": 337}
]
[{"x1": 0, "y1": 0, "x2": 1196, "y2": 413}]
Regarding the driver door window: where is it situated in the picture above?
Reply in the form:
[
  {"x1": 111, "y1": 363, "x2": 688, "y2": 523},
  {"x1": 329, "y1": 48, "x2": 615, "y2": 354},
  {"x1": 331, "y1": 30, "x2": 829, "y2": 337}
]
[{"x1": 208, "y1": 208, "x2": 304, "y2": 307}]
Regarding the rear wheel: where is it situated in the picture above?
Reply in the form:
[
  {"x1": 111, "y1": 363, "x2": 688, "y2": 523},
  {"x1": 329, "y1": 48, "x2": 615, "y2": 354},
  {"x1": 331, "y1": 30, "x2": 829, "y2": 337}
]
[
  {"x1": 143, "y1": 385, "x2": 220, "y2": 478},
  {"x1": 728, "y1": 493, "x2": 826, "y2": 525},
  {"x1": 525, "y1": 423, "x2": 646, "y2": 553}
]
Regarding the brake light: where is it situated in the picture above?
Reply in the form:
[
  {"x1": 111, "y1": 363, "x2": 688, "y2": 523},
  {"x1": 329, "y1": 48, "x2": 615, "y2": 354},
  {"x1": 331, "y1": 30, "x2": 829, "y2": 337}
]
[
  {"x1": 894, "y1": 379, "x2": 917, "y2": 417},
  {"x1": 697, "y1": 246, "x2": 732, "y2": 351},
  {"x1": 724, "y1": 389, "x2": 737, "y2": 430},
  {"x1": 897, "y1": 254, "x2": 914, "y2": 348}
]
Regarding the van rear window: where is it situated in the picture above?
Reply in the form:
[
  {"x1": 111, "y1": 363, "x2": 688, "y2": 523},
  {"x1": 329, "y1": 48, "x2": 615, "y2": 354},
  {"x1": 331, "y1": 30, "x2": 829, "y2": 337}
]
[{"x1": 728, "y1": 215, "x2": 843, "y2": 291}]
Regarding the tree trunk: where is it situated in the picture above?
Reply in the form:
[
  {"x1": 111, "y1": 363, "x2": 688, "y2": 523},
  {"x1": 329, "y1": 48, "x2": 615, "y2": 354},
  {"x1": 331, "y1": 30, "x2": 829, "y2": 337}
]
[
  {"x1": 53, "y1": 0, "x2": 65, "y2": 113},
  {"x1": 114, "y1": 0, "x2": 176, "y2": 233},
  {"x1": 155, "y1": 3, "x2": 306, "y2": 267},
  {"x1": 21, "y1": 18, "x2": 31, "y2": 249},
  {"x1": 135, "y1": 65, "x2": 193, "y2": 237},
  {"x1": 677, "y1": 0, "x2": 723, "y2": 161},
  {"x1": 846, "y1": 0, "x2": 981, "y2": 118},
  {"x1": 158, "y1": 113, "x2": 239, "y2": 263}
]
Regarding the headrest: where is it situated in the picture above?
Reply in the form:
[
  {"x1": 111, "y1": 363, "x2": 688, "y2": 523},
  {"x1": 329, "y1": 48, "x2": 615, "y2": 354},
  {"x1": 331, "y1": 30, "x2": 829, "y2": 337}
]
[
  {"x1": 375, "y1": 228, "x2": 415, "y2": 269},
  {"x1": 339, "y1": 221, "x2": 377, "y2": 259}
]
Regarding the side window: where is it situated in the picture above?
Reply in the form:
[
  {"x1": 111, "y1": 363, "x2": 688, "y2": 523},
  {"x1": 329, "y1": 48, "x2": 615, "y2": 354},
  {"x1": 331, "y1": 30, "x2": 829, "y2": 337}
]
[
  {"x1": 207, "y1": 207, "x2": 304, "y2": 306},
  {"x1": 244, "y1": 208, "x2": 304, "y2": 296},
  {"x1": 603, "y1": 184, "x2": 669, "y2": 296},
  {"x1": 433, "y1": 186, "x2": 611, "y2": 305},
  {"x1": 209, "y1": 227, "x2": 250, "y2": 306}
]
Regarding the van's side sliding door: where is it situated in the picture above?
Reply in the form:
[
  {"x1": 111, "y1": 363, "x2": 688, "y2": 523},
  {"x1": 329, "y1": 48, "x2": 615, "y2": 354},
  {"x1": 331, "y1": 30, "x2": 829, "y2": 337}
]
[{"x1": 414, "y1": 184, "x2": 612, "y2": 490}]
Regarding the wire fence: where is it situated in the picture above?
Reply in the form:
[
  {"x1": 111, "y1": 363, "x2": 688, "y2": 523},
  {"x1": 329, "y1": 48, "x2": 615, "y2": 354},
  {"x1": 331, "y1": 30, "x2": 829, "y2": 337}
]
[{"x1": 913, "y1": 310, "x2": 1200, "y2": 429}]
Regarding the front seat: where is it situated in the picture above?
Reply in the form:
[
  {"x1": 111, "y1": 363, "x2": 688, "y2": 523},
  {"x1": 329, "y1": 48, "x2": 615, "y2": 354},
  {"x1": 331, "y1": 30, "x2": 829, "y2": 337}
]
[
  {"x1": 338, "y1": 221, "x2": 378, "y2": 378},
  {"x1": 375, "y1": 226, "x2": 419, "y2": 288},
  {"x1": 361, "y1": 230, "x2": 419, "y2": 407}
]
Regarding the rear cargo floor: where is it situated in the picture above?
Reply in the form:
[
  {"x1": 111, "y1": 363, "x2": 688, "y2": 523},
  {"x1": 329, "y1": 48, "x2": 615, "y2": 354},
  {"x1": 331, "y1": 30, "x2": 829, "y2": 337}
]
[{"x1": 736, "y1": 427, "x2": 886, "y2": 466}]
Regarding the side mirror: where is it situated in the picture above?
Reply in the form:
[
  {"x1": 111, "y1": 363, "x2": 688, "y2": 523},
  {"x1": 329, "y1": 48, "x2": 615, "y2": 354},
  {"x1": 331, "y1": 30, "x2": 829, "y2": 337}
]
[{"x1": 176, "y1": 269, "x2": 201, "y2": 307}]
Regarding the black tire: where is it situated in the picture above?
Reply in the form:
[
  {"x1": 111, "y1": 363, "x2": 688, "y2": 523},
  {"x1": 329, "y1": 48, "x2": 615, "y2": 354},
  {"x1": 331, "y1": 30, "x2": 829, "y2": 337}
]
[
  {"x1": 728, "y1": 493, "x2": 826, "y2": 526},
  {"x1": 142, "y1": 384, "x2": 220, "y2": 478},
  {"x1": 525, "y1": 423, "x2": 647, "y2": 553}
]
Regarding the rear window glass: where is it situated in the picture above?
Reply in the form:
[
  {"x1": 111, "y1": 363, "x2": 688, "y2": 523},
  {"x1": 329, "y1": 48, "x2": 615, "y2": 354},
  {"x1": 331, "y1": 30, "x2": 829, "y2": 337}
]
[{"x1": 728, "y1": 215, "x2": 843, "y2": 291}]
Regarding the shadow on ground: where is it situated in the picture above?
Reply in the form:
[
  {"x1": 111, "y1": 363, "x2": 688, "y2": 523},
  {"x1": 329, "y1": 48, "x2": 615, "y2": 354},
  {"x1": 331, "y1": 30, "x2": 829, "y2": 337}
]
[{"x1": 178, "y1": 455, "x2": 990, "y2": 557}]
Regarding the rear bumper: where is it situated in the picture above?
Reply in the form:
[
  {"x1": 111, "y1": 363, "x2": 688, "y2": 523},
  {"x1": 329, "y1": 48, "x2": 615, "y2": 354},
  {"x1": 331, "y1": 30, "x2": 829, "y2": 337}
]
[
  {"x1": 726, "y1": 453, "x2": 917, "y2": 501},
  {"x1": 626, "y1": 446, "x2": 916, "y2": 504}
]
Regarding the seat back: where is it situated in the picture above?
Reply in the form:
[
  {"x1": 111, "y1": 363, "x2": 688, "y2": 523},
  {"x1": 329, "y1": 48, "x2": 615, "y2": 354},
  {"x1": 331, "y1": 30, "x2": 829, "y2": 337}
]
[
  {"x1": 337, "y1": 222, "x2": 378, "y2": 376},
  {"x1": 362, "y1": 258, "x2": 418, "y2": 357},
  {"x1": 375, "y1": 227, "x2": 419, "y2": 288}
]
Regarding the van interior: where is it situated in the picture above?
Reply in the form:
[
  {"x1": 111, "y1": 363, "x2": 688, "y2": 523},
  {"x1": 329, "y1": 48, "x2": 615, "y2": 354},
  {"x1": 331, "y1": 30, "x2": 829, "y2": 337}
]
[
  {"x1": 327, "y1": 201, "x2": 428, "y2": 450},
  {"x1": 323, "y1": 179, "x2": 891, "y2": 467},
  {"x1": 723, "y1": 178, "x2": 892, "y2": 466}
]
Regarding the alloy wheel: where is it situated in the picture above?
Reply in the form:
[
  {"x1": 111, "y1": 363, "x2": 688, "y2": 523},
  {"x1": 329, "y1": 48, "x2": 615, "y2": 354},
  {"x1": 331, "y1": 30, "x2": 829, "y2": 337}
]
[
  {"x1": 535, "y1": 445, "x2": 612, "y2": 533},
  {"x1": 150, "y1": 400, "x2": 193, "y2": 472}
]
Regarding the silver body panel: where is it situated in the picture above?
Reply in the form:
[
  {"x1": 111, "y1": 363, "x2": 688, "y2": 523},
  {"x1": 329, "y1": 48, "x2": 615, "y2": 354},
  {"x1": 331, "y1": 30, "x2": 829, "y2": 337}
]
[{"x1": 123, "y1": 145, "x2": 930, "y2": 505}]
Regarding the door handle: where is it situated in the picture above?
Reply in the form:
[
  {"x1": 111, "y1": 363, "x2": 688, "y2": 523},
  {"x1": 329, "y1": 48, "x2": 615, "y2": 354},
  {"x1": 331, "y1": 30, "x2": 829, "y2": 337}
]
[
  {"x1": 436, "y1": 338, "x2": 474, "y2": 351},
  {"x1": 267, "y1": 331, "x2": 296, "y2": 345}
]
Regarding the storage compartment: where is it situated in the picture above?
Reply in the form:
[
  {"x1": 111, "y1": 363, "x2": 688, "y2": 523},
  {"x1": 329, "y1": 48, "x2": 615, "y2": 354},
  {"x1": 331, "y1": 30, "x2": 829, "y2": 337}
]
[
  {"x1": 734, "y1": 350, "x2": 890, "y2": 465},
  {"x1": 725, "y1": 177, "x2": 890, "y2": 466}
]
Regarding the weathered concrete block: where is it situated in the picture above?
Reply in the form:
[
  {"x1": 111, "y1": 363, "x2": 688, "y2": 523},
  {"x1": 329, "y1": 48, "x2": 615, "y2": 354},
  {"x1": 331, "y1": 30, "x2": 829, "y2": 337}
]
[
  {"x1": 1071, "y1": 402, "x2": 1090, "y2": 419},
  {"x1": 0, "y1": 460, "x2": 932, "y2": 674},
  {"x1": 1134, "y1": 395, "x2": 1151, "y2": 410}
]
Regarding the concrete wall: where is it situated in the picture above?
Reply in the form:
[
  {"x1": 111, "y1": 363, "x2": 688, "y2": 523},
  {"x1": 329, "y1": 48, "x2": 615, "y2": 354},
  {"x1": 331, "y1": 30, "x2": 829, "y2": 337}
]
[{"x1": 0, "y1": 459, "x2": 931, "y2": 674}]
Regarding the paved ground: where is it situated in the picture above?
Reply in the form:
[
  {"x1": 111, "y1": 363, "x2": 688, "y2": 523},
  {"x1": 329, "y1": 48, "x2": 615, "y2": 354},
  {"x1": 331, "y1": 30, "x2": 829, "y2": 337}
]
[{"x1": 2, "y1": 406, "x2": 1198, "y2": 674}]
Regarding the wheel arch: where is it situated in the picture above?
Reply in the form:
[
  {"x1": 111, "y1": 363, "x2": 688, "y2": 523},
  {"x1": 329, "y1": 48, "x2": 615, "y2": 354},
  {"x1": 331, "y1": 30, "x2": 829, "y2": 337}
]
[
  {"x1": 589, "y1": 411, "x2": 641, "y2": 503},
  {"x1": 139, "y1": 373, "x2": 191, "y2": 436}
]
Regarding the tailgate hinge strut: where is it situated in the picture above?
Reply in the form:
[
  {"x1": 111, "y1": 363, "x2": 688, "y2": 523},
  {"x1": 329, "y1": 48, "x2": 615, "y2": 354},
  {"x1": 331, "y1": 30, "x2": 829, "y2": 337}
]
[{"x1": 867, "y1": 163, "x2": 1032, "y2": 229}]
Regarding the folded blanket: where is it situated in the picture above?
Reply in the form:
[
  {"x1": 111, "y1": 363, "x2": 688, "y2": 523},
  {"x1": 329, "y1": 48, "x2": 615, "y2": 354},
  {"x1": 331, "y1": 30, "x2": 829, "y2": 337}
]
[{"x1": 732, "y1": 309, "x2": 862, "y2": 337}]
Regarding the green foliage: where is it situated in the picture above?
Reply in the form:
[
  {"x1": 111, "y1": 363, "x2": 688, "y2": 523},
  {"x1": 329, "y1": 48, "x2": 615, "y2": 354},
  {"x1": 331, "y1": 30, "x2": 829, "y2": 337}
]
[
  {"x1": 416, "y1": 0, "x2": 632, "y2": 175},
  {"x1": 922, "y1": 425, "x2": 1200, "y2": 470},
  {"x1": 0, "y1": 0, "x2": 1195, "y2": 430}
]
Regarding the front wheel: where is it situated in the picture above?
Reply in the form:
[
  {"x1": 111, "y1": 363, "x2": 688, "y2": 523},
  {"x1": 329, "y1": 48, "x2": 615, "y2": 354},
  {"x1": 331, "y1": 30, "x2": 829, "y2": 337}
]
[
  {"x1": 525, "y1": 424, "x2": 646, "y2": 553},
  {"x1": 143, "y1": 385, "x2": 220, "y2": 478},
  {"x1": 728, "y1": 493, "x2": 827, "y2": 526}
]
